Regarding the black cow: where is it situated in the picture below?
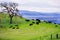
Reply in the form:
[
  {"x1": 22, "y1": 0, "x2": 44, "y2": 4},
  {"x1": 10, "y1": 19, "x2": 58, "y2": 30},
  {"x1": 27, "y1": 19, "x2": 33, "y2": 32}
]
[
  {"x1": 36, "y1": 19, "x2": 40, "y2": 23},
  {"x1": 25, "y1": 19, "x2": 30, "y2": 22},
  {"x1": 29, "y1": 23, "x2": 33, "y2": 26},
  {"x1": 36, "y1": 22, "x2": 39, "y2": 25},
  {"x1": 32, "y1": 22, "x2": 35, "y2": 24},
  {"x1": 48, "y1": 21, "x2": 52, "y2": 23},
  {"x1": 44, "y1": 21, "x2": 51, "y2": 23}
]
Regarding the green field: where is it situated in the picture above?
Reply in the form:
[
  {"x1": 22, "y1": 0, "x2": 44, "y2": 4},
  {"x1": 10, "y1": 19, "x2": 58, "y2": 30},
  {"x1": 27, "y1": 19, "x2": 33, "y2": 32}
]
[{"x1": 0, "y1": 13, "x2": 60, "y2": 40}]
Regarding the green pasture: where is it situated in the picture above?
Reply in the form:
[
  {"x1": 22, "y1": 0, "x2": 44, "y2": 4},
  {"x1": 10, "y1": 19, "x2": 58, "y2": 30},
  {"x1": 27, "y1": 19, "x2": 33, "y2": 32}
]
[{"x1": 0, "y1": 13, "x2": 60, "y2": 40}]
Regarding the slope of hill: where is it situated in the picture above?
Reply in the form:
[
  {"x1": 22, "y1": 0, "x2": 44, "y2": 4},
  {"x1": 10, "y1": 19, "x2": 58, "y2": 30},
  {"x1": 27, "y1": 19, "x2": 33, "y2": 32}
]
[{"x1": 0, "y1": 13, "x2": 60, "y2": 40}]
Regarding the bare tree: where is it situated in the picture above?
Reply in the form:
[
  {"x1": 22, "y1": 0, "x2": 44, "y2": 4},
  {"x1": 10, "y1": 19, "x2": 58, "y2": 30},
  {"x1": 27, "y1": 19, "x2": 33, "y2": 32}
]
[{"x1": 0, "y1": 2, "x2": 19, "y2": 24}]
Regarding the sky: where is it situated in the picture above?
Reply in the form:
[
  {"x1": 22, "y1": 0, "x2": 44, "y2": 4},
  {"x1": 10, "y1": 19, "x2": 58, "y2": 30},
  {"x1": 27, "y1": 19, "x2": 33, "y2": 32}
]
[{"x1": 0, "y1": 0, "x2": 60, "y2": 13}]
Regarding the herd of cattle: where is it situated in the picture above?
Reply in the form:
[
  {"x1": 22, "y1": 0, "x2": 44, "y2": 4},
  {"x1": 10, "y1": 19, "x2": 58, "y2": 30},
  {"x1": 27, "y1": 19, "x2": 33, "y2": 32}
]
[
  {"x1": 25, "y1": 19, "x2": 59, "y2": 39},
  {"x1": 9, "y1": 19, "x2": 41, "y2": 29},
  {"x1": 0, "y1": 19, "x2": 58, "y2": 29},
  {"x1": 25, "y1": 19, "x2": 58, "y2": 27},
  {"x1": 0, "y1": 19, "x2": 60, "y2": 39}
]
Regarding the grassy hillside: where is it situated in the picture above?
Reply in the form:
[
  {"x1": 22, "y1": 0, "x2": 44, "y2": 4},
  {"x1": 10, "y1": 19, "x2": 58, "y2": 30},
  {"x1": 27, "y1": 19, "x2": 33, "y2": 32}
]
[{"x1": 0, "y1": 13, "x2": 60, "y2": 40}]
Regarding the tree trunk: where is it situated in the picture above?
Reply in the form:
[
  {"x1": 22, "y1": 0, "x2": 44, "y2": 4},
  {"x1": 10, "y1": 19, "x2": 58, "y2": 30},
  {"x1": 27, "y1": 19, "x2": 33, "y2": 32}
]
[
  {"x1": 10, "y1": 16, "x2": 12, "y2": 24},
  {"x1": 9, "y1": 14, "x2": 13, "y2": 24}
]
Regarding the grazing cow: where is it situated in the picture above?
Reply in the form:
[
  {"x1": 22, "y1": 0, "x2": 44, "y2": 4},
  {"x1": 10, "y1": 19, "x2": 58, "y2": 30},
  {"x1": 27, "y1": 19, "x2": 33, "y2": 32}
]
[
  {"x1": 32, "y1": 22, "x2": 35, "y2": 24},
  {"x1": 36, "y1": 19, "x2": 40, "y2": 23},
  {"x1": 36, "y1": 22, "x2": 39, "y2": 24},
  {"x1": 12, "y1": 27, "x2": 15, "y2": 29},
  {"x1": 48, "y1": 21, "x2": 52, "y2": 23},
  {"x1": 25, "y1": 19, "x2": 30, "y2": 22},
  {"x1": 29, "y1": 23, "x2": 33, "y2": 26}
]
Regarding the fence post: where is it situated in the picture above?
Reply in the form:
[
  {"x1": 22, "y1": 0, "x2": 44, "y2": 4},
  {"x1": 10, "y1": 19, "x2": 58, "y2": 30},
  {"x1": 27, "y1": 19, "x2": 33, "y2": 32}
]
[
  {"x1": 56, "y1": 34, "x2": 58, "y2": 39},
  {"x1": 51, "y1": 34, "x2": 52, "y2": 39}
]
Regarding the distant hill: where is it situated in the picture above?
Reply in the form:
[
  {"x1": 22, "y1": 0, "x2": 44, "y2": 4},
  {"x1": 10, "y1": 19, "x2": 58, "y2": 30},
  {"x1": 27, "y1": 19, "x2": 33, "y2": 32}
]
[
  {"x1": 19, "y1": 10, "x2": 60, "y2": 24},
  {"x1": 20, "y1": 10, "x2": 60, "y2": 16}
]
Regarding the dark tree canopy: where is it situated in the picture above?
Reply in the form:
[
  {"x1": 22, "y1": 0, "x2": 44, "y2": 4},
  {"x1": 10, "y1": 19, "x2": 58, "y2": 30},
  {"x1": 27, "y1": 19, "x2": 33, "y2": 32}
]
[
  {"x1": 0, "y1": 2, "x2": 19, "y2": 15},
  {"x1": 0, "y1": 2, "x2": 21, "y2": 24}
]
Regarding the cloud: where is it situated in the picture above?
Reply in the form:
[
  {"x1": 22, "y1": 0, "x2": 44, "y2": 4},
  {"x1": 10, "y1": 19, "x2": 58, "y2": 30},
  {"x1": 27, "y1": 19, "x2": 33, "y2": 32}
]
[
  {"x1": 20, "y1": 0, "x2": 60, "y2": 12},
  {"x1": 20, "y1": 6, "x2": 60, "y2": 13},
  {"x1": 0, "y1": 0, "x2": 60, "y2": 12}
]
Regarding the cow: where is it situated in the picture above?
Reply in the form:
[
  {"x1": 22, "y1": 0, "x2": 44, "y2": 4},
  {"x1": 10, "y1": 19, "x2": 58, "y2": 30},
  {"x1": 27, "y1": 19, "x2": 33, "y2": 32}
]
[
  {"x1": 32, "y1": 22, "x2": 35, "y2": 24},
  {"x1": 48, "y1": 21, "x2": 52, "y2": 23},
  {"x1": 36, "y1": 19, "x2": 40, "y2": 23},
  {"x1": 25, "y1": 19, "x2": 30, "y2": 22},
  {"x1": 36, "y1": 22, "x2": 39, "y2": 25},
  {"x1": 29, "y1": 23, "x2": 33, "y2": 26}
]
